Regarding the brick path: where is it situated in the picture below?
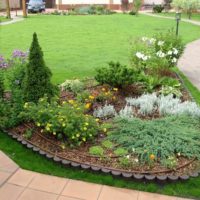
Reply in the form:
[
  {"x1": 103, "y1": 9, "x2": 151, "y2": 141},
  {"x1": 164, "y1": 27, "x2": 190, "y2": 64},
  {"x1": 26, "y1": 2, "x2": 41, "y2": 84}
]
[{"x1": 0, "y1": 151, "x2": 193, "y2": 200}]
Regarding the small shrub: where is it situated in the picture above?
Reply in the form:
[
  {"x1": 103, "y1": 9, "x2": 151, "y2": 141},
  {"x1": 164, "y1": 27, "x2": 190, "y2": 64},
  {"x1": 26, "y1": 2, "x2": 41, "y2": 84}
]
[
  {"x1": 161, "y1": 156, "x2": 178, "y2": 169},
  {"x1": 160, "y1": 86, "x2": 182, "y2": 97},
  {"x1": 23, "y1": 33, "x2": 57, "y2": 103},
  {"x1": 129, "y1": 10, "x2": 137, "y2": 15},
  {"x1": 109, "y1": 116, "x2": 200, "y2": 165},
  {"x1": 118, "y1": 105, "x2": 134, "y2": 118},
  {"x1": 89, "y1": 146, "x2": 104, "y2": 156},
  {"x1": 119, "y1": 157, "x2": 131, "y2": 168},
  {"x1": 0, "y1": 71, "x2": 4, "y2": 99},
  {"x1": 114, "y1": 147, "x2": 128, "y2": 156},
  {"x1": 20, "y1": 96, "x2": 99, "y2": 146},
  {"x1": 95, "y1": 61, "x2": 135, "y2": 88},
  {"x1": 153, "y1": 5, "x2": 165, "y2": 13},
  {"x1": 60, "y1": 79, "x2": 84, "y2": 94},
  {"x1": 24, "y1": 129, "x2": 33, "y2": 139},
  {"x1": 93, "y1": 103, "x2": 116, "y2": 119},
  {"x1": 102, "y1": 140, "x2": 113, "y2": 149}
]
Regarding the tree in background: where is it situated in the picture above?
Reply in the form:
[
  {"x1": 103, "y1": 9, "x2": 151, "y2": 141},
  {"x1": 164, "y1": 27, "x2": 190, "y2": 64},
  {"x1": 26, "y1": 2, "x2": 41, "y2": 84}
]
[
  {"x1": 23, "y1": 33, "x2": 57, "y2": 103},
  {"x1": 121, "y1": 0, "x2": 129, "y2": 12},
  {"x1": 133, "y1": 0, "x2": 142, "y2": 15},
  {"x1": 5, "y1": 0, "x2": 11, "y2": 19},
  {"x1": 22, "y1": 0, "x2": 27, "y2": 17},
  {"x1": 164, "y1": 0, "x2": 172, "y2": 11},
  {"x1": 171, "y1": 0, "x2": 200, "y2": 19}
]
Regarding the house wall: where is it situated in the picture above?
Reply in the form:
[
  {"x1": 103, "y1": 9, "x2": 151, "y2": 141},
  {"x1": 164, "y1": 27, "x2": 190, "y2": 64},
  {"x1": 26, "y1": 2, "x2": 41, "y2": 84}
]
[
  {"x1": 56, "y1": 0, "x2": 164, "y2": 10},
  {"x1": 143, "y1": 0, "x2": 164, "y2": 5},
  {"x1": 0, "y1": 0, "x2": 20, "y2": 9}
]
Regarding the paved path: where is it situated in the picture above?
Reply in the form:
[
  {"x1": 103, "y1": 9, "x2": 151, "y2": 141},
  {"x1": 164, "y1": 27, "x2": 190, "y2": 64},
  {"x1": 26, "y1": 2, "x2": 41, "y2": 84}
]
[
  {"x1": 0, "y1": 151, "x2": 193, "y2": 200},
  {"x1": 178, "y1": 39, "x2": 200, "y2": 90},
  {"x1": 142, "y1": 12, "x2": 200, "y2": 26},
  {"x1": 0, "y1": 16, "x2": 24, "y2": 26}
]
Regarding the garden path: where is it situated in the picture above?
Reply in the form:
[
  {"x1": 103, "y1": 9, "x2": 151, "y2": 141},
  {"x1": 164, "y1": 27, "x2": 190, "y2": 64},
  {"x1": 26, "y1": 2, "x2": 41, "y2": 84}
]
[
  {"x1": 178, "y1": 39, "x2": 200, "y2": 90},
  {"x1": 0, "y1": 150, "x2": 193, "y2": 200},
  {"x1": 0, "y1": 15, "x2": 24, "y2": 26},
  {"x1": 141, "y1": 12, "x2": 200, "y2": 26}
]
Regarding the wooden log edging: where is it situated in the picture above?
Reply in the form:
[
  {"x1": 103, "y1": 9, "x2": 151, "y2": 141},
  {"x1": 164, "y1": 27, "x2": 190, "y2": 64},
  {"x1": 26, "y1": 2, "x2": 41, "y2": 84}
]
[{"x1": 5, "y1": 131, "x2": 200, "y2": 183}]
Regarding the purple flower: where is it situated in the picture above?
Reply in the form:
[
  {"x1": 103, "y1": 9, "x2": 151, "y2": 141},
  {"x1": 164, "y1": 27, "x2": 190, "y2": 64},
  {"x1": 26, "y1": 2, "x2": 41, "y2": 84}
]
[
  {"x1": 0, "y1": 55, "x2": 8, "y2": 69},
  {"x1": 12, "y1": 50, "x2": 28, "y2": 61}
]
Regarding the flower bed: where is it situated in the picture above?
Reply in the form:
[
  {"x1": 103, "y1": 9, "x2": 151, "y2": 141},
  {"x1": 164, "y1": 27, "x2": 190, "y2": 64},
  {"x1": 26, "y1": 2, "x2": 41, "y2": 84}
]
[{"x1": 1, "y1": 31, "x2": 200, "y2": 181}]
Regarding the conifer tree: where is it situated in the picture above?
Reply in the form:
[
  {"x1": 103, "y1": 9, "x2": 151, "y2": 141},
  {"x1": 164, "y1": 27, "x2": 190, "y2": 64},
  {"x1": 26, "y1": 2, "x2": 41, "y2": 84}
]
[{"x1": 23, "y1": 33, "x2": 56, "y2": 103}]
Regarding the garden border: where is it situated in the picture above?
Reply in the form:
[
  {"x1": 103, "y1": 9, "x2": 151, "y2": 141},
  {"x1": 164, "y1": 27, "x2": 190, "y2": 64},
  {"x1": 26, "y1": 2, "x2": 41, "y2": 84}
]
[{"x1": 4, "y1": 130, "x2": 200, "y2": 183}]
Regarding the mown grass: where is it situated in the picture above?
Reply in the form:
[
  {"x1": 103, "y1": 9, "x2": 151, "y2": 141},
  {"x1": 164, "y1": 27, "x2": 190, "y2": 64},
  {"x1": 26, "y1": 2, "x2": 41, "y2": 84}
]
[
  {"x1": 1, "y1": 14, "x2": 200, "y2": 84},
  {"x1": 0, "y1": 16, "x2": 12, "y2": 23}
]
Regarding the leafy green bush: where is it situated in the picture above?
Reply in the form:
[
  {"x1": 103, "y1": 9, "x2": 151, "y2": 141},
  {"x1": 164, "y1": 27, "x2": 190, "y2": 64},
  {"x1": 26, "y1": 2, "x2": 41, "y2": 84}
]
[
  {"x1": 89, "y1": 146, "x2": 104, "y2": 156},
  {"x1": 60, "y1": 79, "x2": 84, "y2": 94},
  {"x1": 20, "y1": 96, "x2": 99, "y2": 146},
  {"x1": 108, "y1": 116, "x2": 200, "y2": 165},
  {"x1": 23, "y1": 33, "x2": 57, "y2": 103},
  {"x1": 114, "y1": 147, "x2": 128, "y2": 156},
  {"x1": 95, "y1": 62, "x2": 135, "y2": 88},
  {"x1": 153, "y1": 5, "x2": 165, "y2": 13},
  {"x1": 0, "y1": 71, "x2": 4, "y2": 99},
  {"x1": 102, "y1": 140, "x2": 114, "y2": 149}
]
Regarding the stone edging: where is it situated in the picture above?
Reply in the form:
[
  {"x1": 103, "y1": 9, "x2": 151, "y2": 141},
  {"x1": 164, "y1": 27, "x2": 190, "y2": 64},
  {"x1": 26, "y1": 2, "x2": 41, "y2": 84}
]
[{"x1": 5, "y1": 131, "x2": 200, "y2": 183}]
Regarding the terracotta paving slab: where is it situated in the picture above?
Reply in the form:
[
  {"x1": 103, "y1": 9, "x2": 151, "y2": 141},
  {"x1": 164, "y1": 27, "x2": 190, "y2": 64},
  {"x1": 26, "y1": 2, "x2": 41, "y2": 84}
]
[
  {"x1": 0, "y1": 171, "x2": 12, "y2": 186},
  {"x1": 138, "y1": 191, "x2": 176, "y2": 200},
  {"x1": 0, "y1": 152, "x2": 19, "y2": 173},
  {"x1": 98, "y1": 185, "x2": 139, "y2": 200},
  {"x1": 29, "y1": 173, "x2": 68, "y2": 194},
  {"x1": 8, "y1": 169, "x2": 36, "y2": 187},
  {"x1": 18, "y1": 188, "x2": 58, "y2": 200},
  {"x1": 58, "y1": 196, "x2": 83, "y2": 200},
  {"x1": 62, "y1": 180, "x2": 102, "y2": 200},
  {"x1": 0, "y1": 183, "x2": 24, "y2": 200}
]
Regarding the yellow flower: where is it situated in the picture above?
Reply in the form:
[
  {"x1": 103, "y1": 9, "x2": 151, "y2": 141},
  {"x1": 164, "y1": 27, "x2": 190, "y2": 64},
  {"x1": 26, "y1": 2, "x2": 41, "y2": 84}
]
[
  {"x1": 45, "y1": 127, "x2": 50, "y2": 131},
  {"x1": 103, "y1": 128, "x2": 107, "y2": 133},
  {"x1": 83, "y1": 127, "x2": 87, "y2": 131},
  {"x1": 82, "y1": 137, "x2": 86, "y2": 142},
  {"x1": 89, "y1": 95, "x2": 95, "y2": 100},
  {"x1": 85, "y1": 103, "x2": 91, "y2": 109},
  {"x1": 72, "y1": 136, "x2": 75, "y2": 139},
  {"x1": 36, "y1": 122, "x2": 41, "y2": 127},
  {"x1": 102, "y1": 88, "x2": 106, "y2": 91},
  {"x1": 85, "y1": 122, "x2": 89, "y2": 126},
  {"x1": 68, "y1": 100, "x2": 74, "y2": 104},
  {"x1": 62, "y1": 123, "x2": 66, "y2": 127},
  {"x1": 105, "y1": 92, "x2": 108, "y2": 96},
  {"x1": 76, "y1": 133, "x2": 80, "y2": 138},
  {"x1": 76, "y1": 107, "x2": 81, "y2": 110},
  {"x1": 150, "y1": 154, "x2": 155, "y2": 160},
  {"x1": 113, "y1": 88, "x2": 118, "y2": 91},
  {"x1": 112, "y1": 96, "x2": 116, "y2": 100},
  {"x1": 62, "y1": 101, "x2": 67, "y2": 105},
  {"x1": 23, "y1": 102, "x2": 29, "y2": 109},
  {"x1": 95, "y1": 118, "x2": 100, "y2": 122}
]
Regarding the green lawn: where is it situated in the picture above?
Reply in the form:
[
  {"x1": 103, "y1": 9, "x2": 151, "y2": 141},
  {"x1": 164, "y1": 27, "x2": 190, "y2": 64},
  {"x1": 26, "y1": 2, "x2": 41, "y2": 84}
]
[
  {"x1": 0, "y1": 16, "x2": 12, "y2": 23},
  {"x1": 0, "y1": 14, "x2": 200, "y2": 199},
  {"x1": 0, "y1": 14, "x2": 200, "y2": 84},
  {"x1": 155, "y1": 12, "x2": 200, "y2": 22}
]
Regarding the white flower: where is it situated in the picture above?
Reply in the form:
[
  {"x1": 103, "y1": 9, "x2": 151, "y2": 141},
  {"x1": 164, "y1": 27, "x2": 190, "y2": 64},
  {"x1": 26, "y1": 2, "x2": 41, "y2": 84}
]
[
  {"x1": 167, "y1": 50, "x2": 173, "y2": 55},
  {"x1": 136, "y1": 52, "x2": 143, "y2": 59},
  {"x1": 149, "y1": 38, "x2": 156, "y2": 44},
  {"x1": 173, "y1": 48, "x2": 179, "y2": 55},
  {"x1": 132, "y1": 148, "x2": 135, "y2": 152},
  {"x1": 126, "y1": 155, "x2": 130, "y2": 159},
  {"x1": 156, "y1": 50, "x2": 165, "y2": 58},
  {"x1": 158, "y1": 41, "x2": 164, "y2": 46},
  {"x1": 172, "y1": 57, "x2": 177, "y2": 63},
  {"x1": 134, "y1": 158, "x2": 139, "y2": 163},
  {"x1": 142, "y1": 37, "x2": 148, "y2": 42},
  {"x1": 177, "y1": 152, "x2": 181, "y2": 157},
  {"x1": 142, "y1": 56, "x2": 148, "y2": 61}
]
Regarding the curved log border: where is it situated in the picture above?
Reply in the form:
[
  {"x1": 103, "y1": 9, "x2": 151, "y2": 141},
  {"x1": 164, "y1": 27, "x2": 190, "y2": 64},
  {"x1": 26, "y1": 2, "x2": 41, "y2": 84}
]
[{"x1": 5, "y1": 130, "x2": 200, "y2": 183}]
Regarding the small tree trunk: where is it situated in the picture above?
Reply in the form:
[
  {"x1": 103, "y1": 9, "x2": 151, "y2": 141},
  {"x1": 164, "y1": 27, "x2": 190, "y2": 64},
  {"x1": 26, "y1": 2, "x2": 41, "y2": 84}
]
[
  {"x1": 22, "y1": 0, "x2": 27, "y2": 18},
  {"x1": 6, "y1": 0, "x2": 11, "y2": 19}
]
